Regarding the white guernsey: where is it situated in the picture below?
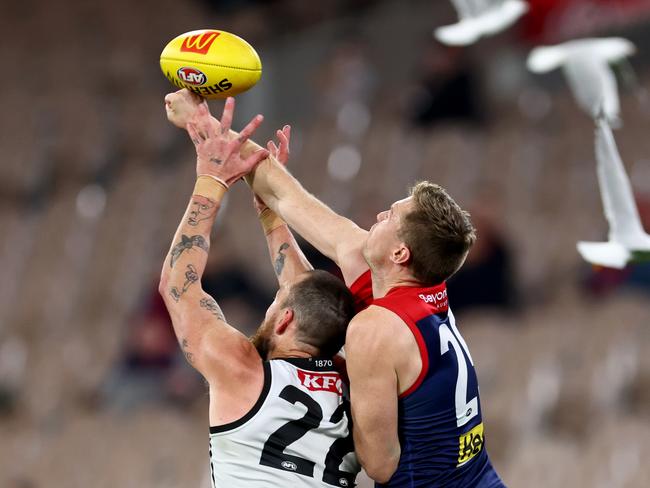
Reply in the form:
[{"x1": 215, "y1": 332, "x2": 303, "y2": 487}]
[{"x1": 209, "y1": 358, "x2": 358, "y2": 488}]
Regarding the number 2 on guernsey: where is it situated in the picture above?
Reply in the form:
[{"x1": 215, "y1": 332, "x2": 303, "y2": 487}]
[{"x1": 439, "y1": 315, "x2": 478, "y2": 428}]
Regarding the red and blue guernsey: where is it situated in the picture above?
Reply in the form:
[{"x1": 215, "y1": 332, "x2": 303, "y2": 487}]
[{"x1": 349, "y1": 271, "x2": 505, "y2": 488}]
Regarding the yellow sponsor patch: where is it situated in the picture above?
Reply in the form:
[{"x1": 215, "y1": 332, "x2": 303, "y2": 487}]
[{"x1": 458, "y1": 422, "x2": 485, "y2": 467}]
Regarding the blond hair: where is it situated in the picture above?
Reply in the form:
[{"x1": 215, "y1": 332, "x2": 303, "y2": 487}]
[{"x1": 399, "y1": 182, "x2": 476, "y2": 284}]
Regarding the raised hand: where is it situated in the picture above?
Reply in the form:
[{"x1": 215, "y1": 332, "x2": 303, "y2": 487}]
[
  {"x1": 267, "y1": 125, "x2": 291, "y2": 167},
  {"x1": 187, "y1": 98, "x2": 268, "y2": 187},
  {"x1": 165, "y1": 89, "x2": 208, "y2": 129},
  {"x1": 254, "y1": 125, "x2": 291, "y2": 214}
]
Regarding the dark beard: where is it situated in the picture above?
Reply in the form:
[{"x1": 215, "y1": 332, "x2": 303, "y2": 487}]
[{"x1": 250, "y1": 323, "x2": 273, "y2": 359}]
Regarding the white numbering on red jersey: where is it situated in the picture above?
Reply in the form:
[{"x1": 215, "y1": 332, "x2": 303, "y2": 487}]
[{"x1": 439, "y1": 317, "x2": 478, "y2": 427}]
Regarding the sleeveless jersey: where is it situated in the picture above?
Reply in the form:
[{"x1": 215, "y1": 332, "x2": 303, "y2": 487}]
[
  {"x1": 208, "y1": 357, "x2": 360, "y2": 488},
  {"x1": 349, "y1": 271, "x2": 505, "y2": 488}
]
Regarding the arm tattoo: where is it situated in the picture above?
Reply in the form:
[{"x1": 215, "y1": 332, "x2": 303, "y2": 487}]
[
  {"x1": 170, "y1": 287, "x2": 182, "y2": 302},
  {"x1": 169, "y1": 264, "x2": 199, "y2": 302},
  {"x1": 199, "y1": 297, "x2": 226, "y2": 322},
  {"x1": 170, "y1": 234, "x2": 209, "y2": 267},
  {"x1": 181, "y1": 338, "x2": 195, "y2": 365},
  {"x1": 188, "y1": 196, "x2": 217, "y2": 226},
  {"x1": 274, "y1": 242, "x2": 290, "y2": 277},
  {"x1": 210, "y1": 157, "x2": 222, "y2": 165}
]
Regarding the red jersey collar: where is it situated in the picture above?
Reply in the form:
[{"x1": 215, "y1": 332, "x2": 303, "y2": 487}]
[{"x1": 383, "y1": 281, "x2": 449, "y2": 313}]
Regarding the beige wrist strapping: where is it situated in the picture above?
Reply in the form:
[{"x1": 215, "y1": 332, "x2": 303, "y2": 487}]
[
  {"x1": 194, "y1": 174, "x2": 228, "y2": 199},
  {"x1": 259, "y1": 208, "x2": 285, "y2": 235}
]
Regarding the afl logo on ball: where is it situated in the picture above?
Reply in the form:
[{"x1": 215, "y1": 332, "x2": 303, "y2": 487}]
[{"x1": 177, "y1": 67, "x2": 207, "y2": 86}]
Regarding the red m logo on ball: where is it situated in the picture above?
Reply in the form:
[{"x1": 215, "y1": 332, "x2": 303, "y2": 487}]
[{"x1": 180, "y1": 31, "x2": 220, "y2": 55}]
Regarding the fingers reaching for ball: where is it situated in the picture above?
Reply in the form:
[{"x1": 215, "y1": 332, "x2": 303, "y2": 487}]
[
  {"x1": 236, "y1": 114, "x2": 264, "y2": 149},
  {"x1": 188, "y1": 100, "x2": 268, "y2": 186},
  {"x1": 276, "y1": 125, "x2": 291, "y2": 166},
  {"x1": 220, "y1": 97, "x2": 235, "y2": 135},
  {"x1": 266, "y1": 124, "x2": 291, "y2": 166}
]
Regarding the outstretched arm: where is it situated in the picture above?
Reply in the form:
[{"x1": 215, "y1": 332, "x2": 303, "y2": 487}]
[
  {"x1": 165, "y1": 90, "x2": 369, "y2": 285},
  {"x1": 346, "y1": 307, "x2": 402, "y2": 483},
  {"x1": 159, "y1": 99, "x2": 269, "y2": 384},
  {"x1": 248, "y1": 148, "x2": 368, "y2": 285},
  {"x1": 254, "y1": 125, "x2": 313, "y2": 285}
]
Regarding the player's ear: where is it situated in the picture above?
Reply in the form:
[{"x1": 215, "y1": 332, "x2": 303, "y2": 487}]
[
  {"x1": 275, "y1": 308, "x2": 294, "y2": 335},
  {"x1": 391, "y1": 242, "x2": 411, "y2": 265}
]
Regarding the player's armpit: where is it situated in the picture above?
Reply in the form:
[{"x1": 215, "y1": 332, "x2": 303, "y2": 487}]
[
  {"x1": 165, "y1": 289, "x2": 262, "y2": 385},
  {"x1": 345, "y1": 307, "x2": 402, "y2": 483}
]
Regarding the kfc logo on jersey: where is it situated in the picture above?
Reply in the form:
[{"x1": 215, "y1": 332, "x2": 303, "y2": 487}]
[
  {"x1": 297, "y1": 370, "x2": 342, "y2": 395},
  {"x1": 177, "y1": 67, "x2": 207, "y2": 86}
]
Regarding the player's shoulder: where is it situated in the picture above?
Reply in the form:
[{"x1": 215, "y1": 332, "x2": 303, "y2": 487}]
[
  {"x1": 346, "y1": 305, "x2": 406, "y2": 350},
  {"x1": 350, "y1": 304, "x2": 404, "y2": 327},
  {"x1": 203, "y1": 331, "x2": 264, "y2": 388}
]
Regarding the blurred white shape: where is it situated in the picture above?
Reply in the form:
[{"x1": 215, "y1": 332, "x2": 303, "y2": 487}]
[
  {"x1": 337, "y1": 101, "x2": 371, "y2": 139},
  {"x1": 577, "y1": 119, "x2": 650, "y2": 269},
  {"x1": 435, "y1": 0, "x2": 528, "y2": 46},
  {"x1": 76, "y1": 184, "x2": 107, "y2": 220},
  {"x1": 327, "y1": 145, "x2": 362, "y2": 182},
  {"x1": 527, "y1": 38, "x2": 635, "y2": 124}
]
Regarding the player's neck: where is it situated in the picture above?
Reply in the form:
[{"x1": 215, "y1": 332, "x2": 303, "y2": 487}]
[
  {"x1": 267, "y1": 346, "x2": 316, "y2": 360},
  {"x1": 371, "y1": 267, "x2": 421, "y2": 298}
]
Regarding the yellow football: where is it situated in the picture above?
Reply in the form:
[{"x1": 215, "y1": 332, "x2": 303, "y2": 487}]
[{"x1": 160, "y1": 29, "x2": 262, "y2": 99}]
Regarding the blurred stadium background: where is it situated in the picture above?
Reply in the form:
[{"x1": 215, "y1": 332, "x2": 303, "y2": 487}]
[{"x1": 1, "y1": 0, "x2": 650, "y2": 486}]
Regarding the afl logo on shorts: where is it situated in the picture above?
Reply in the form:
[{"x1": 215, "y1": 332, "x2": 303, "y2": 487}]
[
  {"x1": 177, "y1": 67, "x2": 207, "y2": 86},
  {"x1": 281, "y1": 461, "x2": 297, "y2": 471}
]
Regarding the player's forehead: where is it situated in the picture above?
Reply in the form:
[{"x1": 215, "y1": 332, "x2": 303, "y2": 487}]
[{"x1": 391, "y1": 196, "x2": 414, "y2": 215}]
